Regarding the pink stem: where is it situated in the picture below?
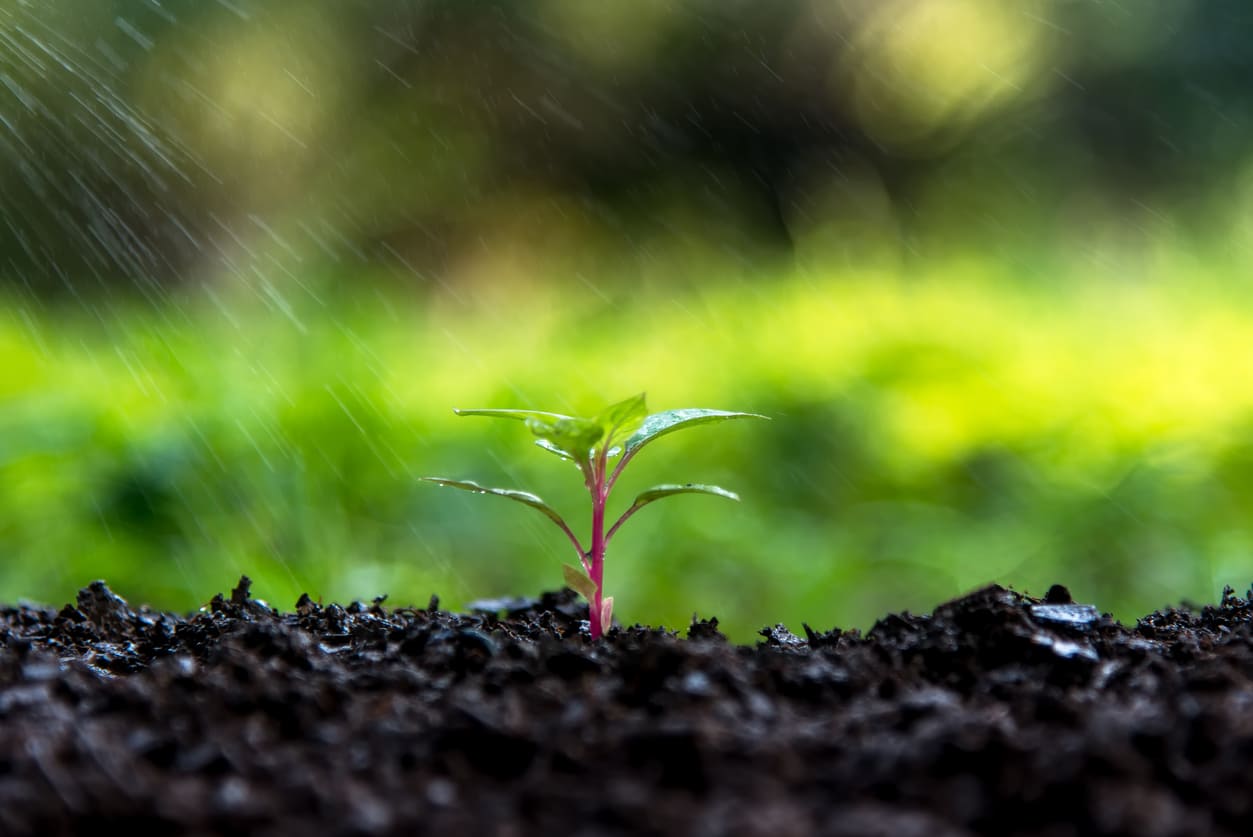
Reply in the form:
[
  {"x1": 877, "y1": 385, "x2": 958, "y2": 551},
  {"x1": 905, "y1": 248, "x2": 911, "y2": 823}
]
[{"x1": 588, "y1": 463, "x2": 607, "y2": 639}]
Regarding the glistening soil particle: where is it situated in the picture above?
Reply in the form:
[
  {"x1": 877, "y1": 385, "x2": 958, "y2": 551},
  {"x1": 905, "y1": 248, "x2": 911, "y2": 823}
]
[{"x1": 2, "y1": 577, "x2": 1253, "y2": 836}]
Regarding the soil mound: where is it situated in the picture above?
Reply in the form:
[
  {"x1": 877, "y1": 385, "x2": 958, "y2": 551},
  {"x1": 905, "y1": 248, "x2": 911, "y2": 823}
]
[{"x1": 2, "y1": 577, "x2": 1252, "y2": 836}]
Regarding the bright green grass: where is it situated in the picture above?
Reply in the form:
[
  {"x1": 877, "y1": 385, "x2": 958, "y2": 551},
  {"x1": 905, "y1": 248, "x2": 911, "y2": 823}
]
[{"x1": 3, "y1": 264, "x2": 1253, "y2": 640}]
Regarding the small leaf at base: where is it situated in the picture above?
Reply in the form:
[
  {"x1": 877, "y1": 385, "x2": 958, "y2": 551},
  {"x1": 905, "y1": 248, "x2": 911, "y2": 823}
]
[
  {"x1": 562, "y1": 563, "x2": 598, "y2": 602},
  {"x1": 600, "y1": 596, "x2": 615, "y2": 636}
]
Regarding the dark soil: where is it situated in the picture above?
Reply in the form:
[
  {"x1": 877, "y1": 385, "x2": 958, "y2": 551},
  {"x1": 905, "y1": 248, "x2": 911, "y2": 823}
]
[{"x1": 3, "y1": 578, "x2": 1253, "y2": 837}]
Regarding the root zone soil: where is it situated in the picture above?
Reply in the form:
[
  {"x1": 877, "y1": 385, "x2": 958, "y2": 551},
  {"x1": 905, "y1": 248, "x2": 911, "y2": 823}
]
[{"x1": 2, "y1": 578, "x2": 1253, "y2": 836}]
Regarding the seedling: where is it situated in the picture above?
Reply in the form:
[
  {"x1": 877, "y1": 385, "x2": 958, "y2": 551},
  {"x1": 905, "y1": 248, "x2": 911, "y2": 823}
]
[{"x1": 423, "y1": 394, "x2": 767, "y2": 639}]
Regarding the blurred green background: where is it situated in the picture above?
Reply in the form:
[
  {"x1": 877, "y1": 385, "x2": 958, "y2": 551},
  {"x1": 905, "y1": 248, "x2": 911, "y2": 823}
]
[{"x1": 3, "y1": 1, "x2": 1253, "y2": 640}]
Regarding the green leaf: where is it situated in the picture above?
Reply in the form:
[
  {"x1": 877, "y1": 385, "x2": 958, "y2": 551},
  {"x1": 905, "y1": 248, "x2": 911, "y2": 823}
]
[
  {"x1": 453, "y1": 408, "x2": 590, "y2": 461},
  {"x1": 594, "y1": 393, "x2": 648, "y2": 451},
  {"x1": 525, "y1": 416, "x2": 604, "y2": 461},
  {"x1": 453, "y1": 408, "x2": 574, "y2": 423},
  {"x1": 622, "y1": 408, "x2": 769, "y2": 459},
  {"x1": 606, "y1": 483, "x2": 741, "y2": 542},
  {"x1": 631, "y1": 483, "x2": 741, "y2": 506},
  {"x1": 562, "y1": 563, "x2": 598, "y2": 602},
  {"x1": 420, "y1": 478, "x2": 570, "y2": 530}
]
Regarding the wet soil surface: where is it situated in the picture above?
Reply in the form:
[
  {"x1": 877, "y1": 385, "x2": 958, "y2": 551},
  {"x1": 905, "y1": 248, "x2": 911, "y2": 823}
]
[{"x1": 2, "y1": 578, "x2": 1253, "y2": 836}]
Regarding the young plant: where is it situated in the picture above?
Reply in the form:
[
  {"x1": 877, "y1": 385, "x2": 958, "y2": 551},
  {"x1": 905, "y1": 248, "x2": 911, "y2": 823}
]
[{"x1": 422, "y1": 394, "x2": 767, "y2": 639}]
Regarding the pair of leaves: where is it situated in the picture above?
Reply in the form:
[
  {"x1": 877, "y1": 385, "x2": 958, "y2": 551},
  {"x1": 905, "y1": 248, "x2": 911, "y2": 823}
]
[
  {"x1": 421, "y1": 478, "x2": 739, "y2": 551},
  {"x1": 457, "y1": 395, "x2": 765, "y2": 466},
  {"x1": 458, "y1": 393, "x2": 649, "y2": 463}
]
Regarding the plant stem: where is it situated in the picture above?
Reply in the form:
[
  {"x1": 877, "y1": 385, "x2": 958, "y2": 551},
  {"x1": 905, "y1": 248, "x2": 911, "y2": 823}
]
[{"x1": 588, "y1": 462, "x2": 607, "y2": 639}]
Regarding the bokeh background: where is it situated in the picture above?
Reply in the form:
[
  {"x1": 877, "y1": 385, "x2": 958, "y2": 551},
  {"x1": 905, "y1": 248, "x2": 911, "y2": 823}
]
[{"x1": 4, "y1": 0, "x2": 1253, "y2": 640}]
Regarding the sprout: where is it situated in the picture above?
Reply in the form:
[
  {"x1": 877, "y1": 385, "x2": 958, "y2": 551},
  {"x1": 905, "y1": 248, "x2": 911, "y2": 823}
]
[{"x1": 423, "y1": 394, "x2": 767, "y2": 638}]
